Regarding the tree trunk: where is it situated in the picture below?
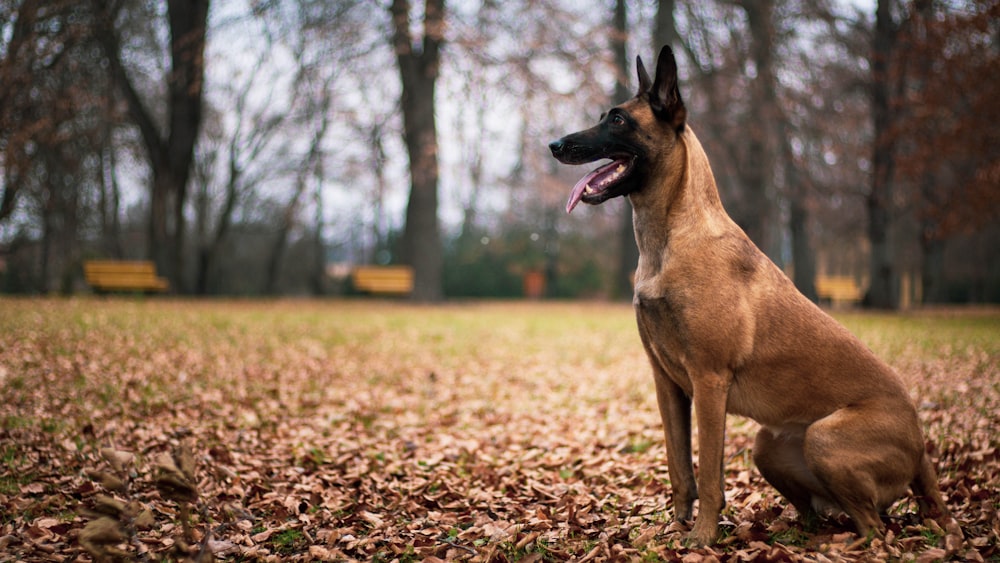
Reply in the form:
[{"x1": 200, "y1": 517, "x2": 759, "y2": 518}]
[
  {"x1": 0, "y1": 0, "x2": 41, "y2": 225},
  {"x1": 777, "y1": 100, "x2": 816, "y2": 300},
  {"x1": 789, "y1": 196, "x2": 817, "y2": 301},
  {"x1": 392, "y1": 0, "x2": 445, "y2": 302},
  {"x1": 195, "y1": 158, "x2": 239, "y2": 295},
  {"x1": 653, "y1": 0, "x2": 678, "y2": 54},
  {"x1": 94, "y1": 0, "x2": 209, "y2": 293},
  {"x1": 868, "y1": 0, "x2": 898, "y2": 308},
  {"x1": 149, "y1": 170, "x2": 172, "y2": 284},
  {"x1": 612, "y1": 0, "x2": 637, "y2": 300},
  {"x1": 542, "y1": 205, "x2": 559, "y2": 298},
  {"x1": 59, "y1": 175, "x2": 80, "y2": 295},
  {"x1": 40, "y1": 200, "x2": 53, "y2": 295},
  {"x1": 741, "y1": 0, "x2": 779, "y2": 263},
  {"x1": 369, "y1": 124, "x2": 389, "y2": 263},
  {"x1": 164, "y1": 0, "x2": 208, "y2": 292},
  {"x1": 311, "y1": 174, "x2": 326, "y2": 296},
  {"x1": 920, "y1": 227, "x2": 946, "y2": 303},
  {"x1": 99, "y1": 135, "x2": 119, "y2": 258},
  {"x1": 264, "y1": 178, "x2": 309, "y2": 295}
]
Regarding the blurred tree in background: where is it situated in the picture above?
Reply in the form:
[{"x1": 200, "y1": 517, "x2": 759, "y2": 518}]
[
  {"x1": 0, "y1": 1, "x2": 117, "y2": 293},
  {"x1": 1, "y1": 0, "x2": 997, "y2": 304},
  {"x1": 392, "y1": 0, "x2": 446, "y2": 302},
  {"x1": 893, "y1": 0, "x2": 1000, "y2": 303},
  {"x1": 93, "y1": 0, "x2": 210, "y2": 292}
]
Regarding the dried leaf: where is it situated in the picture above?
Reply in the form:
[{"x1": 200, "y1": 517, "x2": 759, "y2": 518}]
[
  {"x1": 92, "y1": 494, "x2": 126, "y2": 517},
  {"x1": 916, "y1": 547, "x2": 948, "y2": 563},
  {"x1": 100, "y1": 448, "x2": 134, "y2": 474},
  {"x1": 155, "y1": 453, "x2": 199, "y2": 503},
  {"x1": 177, "y1": 445, "x2": 197, "y2": 482},
  {"x1": 86, "y1": 469, "x2": 126, "y2": 493},
  {"x1": 134, "y1": 509, "x2": 156, "y2": 530},
  {"x1": 80, "y1": 517, "x2": 126, "y2": 546}
]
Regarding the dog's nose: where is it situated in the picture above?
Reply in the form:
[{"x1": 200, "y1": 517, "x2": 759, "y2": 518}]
[{"x1": 548, "y1": 139, "x2": 564, "y2": 155}]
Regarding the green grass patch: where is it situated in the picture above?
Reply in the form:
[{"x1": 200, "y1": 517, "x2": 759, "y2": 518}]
[{"x1": 271, "y1": 528, "x2": 306, "y2": 554}]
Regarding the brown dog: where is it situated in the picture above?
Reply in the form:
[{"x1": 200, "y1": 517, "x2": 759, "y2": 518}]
[{"x1": 549, "y1": 46, "x2": 959, "y2": 546}]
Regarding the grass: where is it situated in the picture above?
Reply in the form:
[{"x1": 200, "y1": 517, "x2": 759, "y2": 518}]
[{"x1": 0, "y1": 297, "x2": 997, "y2": 561}]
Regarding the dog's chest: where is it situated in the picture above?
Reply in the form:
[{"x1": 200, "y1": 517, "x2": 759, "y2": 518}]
[{"x1": 634, "y1": 293, "x2": 697, "y2": 395}]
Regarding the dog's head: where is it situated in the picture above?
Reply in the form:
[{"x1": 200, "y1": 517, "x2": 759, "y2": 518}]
[{"x1": 549, "y1": 45, "x2": 687, "y2": 213}]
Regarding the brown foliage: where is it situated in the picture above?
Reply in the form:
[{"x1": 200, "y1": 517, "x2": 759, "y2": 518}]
[
  {"x1": 0, "y1": 299, "x2": 997, "y2": 561},
  {"x1": 893, "y1": 0, "x2": 1000, "y2": 239}
]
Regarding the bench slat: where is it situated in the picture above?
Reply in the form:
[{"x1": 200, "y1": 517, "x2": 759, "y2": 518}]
[
  {"x1": 352, "y1": 266, "x2": 414, "y2": 295},
  {"x1": 85, "y1": 261, "x2": 158, "y2": 274},
  {"x1": 815, "y1": 275, "x2": 862, "y2": 303},
  {"x1": 84, "y1": 260, "x2": 169, "y2": 293},
  {"x1": 87, "y1": 276, "x2": 168, "y2": 289}
]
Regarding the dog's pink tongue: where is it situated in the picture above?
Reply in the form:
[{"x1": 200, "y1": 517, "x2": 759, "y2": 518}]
[
  {"x1": 565, "y1": 172, "x2": 599, "y2": 214},
  {"x1": 565, "y1": 159, "x2": 627, "y2": 214}
]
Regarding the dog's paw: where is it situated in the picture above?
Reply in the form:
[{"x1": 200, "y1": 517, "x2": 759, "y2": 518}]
[{"x1": 685, "y1": 520, "x2": 719, "y2": 547}]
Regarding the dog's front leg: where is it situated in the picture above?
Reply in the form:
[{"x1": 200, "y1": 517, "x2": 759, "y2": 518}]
[
  {"x1": 653, "y1": 372, "x2": 697, "y2": 522},
  {"x1": 688, "y1": 371, "x2": 731, "y2": 546}
]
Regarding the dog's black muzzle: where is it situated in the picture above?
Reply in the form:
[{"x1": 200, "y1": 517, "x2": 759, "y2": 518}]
[
  {"x1": 548, "y1": 132, "x2": 606, "y2": 165},
  {"x1": 548, "y1": 139, "x2": 569, "y2": 162}
]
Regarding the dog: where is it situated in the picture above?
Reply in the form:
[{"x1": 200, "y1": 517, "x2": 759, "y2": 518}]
[{"x1": 548, "y1": 46, "x2": 959, "y2": 546}]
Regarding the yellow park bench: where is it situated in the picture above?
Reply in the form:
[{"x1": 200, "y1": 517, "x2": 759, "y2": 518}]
[
  {"x1": 84, "y1": 260, "x2": 169, "y2": 294},
  {"x1": 351, "y1": 265, "x2": 414, "y2": 296},
  {"x1": 815, "y1": 275, "x2": 862, "y2": 306}
]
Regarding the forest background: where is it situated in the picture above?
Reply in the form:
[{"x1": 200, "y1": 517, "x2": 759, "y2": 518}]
[{"x1": 1, "y1": 0, "x2": 998, "y2": 306}]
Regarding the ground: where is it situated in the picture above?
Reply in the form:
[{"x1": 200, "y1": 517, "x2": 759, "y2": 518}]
[{"x1": 0, "y1": 299, "x2": 997, "y2": 562}]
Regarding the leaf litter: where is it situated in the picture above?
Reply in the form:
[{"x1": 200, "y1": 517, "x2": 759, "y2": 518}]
[{"x1": 0, "y1": 299, "x2": 997, "y2": 561}]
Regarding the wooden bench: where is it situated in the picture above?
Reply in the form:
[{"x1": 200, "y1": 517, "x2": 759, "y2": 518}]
[
  {"x1": 351, "y1": 265, "x2": 414, "y2": 296},
  {"x1": 815, "y1": 275, "x2": 862, "y2": 306},
  {"x1": 84, "y1": 260, "x2": 169, "y2": 294}
]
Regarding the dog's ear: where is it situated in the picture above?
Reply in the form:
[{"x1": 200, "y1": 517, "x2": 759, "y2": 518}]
[
  {"x1": 637, "y1": 55, "x2": 652, "y2": 95},
  {"x1": 648, "y1": 45, "x2": 686, "y2": 133}
]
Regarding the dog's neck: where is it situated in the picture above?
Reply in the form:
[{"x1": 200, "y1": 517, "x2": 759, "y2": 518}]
[{"x1": 629, "y1": 127, "x2": 731, "y2": 260}]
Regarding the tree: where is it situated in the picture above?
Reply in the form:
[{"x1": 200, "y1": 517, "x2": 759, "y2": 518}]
[
  {"x1": 867, "y1": 0, "x2": 898, "y2": 308},
  {"x1": 192, "y1": 53, "x2": 287, "y2": 295},
  {"x1": 739, "y1": 0, "x2": 779, "y2": 262},
  {"x1": 93, "y1": 0, "x2": 210, "y2": 292},
  {"x1": 653, "y1": 0, "x2": 678, "y2": 52},
  {"x1": 0, "y1": 0, "x2": 44, "y2": 225},
  {"x1": 611, "y1": 0, "x2": 636, "y2": 300},
  {"x1": 772, "y1": 2, "x2": 818, "y2": 301},
  {"x1": 893, "y1": 0, "x2": 1000, "y2": 303},
  {"x1": 391, "y1": 0, "x2": 446, "y2": 302},
  {"x1": 263, "y1": 77, "x2": 333, "y2": 295},
  {"x1": 783, "y1": 124, "x2": 817, "y2": 302},
  {"x1": 783, "y1": 4, "x2": 872, "y2": 302},
  {"x1": 0, "y1": 0, "x2": 114, "y2": 291},
  {"x1": 673, "y1": 2, "x2": 754, "y2": 243}
]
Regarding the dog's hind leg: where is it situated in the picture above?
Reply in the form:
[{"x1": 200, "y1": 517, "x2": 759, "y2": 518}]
[
  {"x1": 753, "y1": 426, "x2": 827, "y2": 526},
  {"x1": 802, "y1": 404, "x2": 922, "y2": 538},
  {"x1": 913, "y1": 452, "x2": 963, "y2": 537}
]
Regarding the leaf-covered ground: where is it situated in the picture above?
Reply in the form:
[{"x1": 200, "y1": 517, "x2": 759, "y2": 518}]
[{"x1": 0, "y1": 298, "x2": 997, "y2": 562}]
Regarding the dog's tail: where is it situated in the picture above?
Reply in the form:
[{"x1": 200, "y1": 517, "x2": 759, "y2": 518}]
[{"x1": 913, "y1": 451, "x2": 963, "y2": 538}]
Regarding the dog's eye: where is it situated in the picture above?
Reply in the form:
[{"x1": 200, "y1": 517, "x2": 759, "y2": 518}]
[{"x1": 611, "y1": 114, "x2": 626, "y2": 126}]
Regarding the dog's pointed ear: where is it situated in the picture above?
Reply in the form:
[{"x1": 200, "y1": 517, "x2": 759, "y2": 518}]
[
  {"x1": 649, "y1": 45, "x2": 686, "y2": 133},
  {"x1": 637, "y1": 54, "x2": 652, "y2": 95}
]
